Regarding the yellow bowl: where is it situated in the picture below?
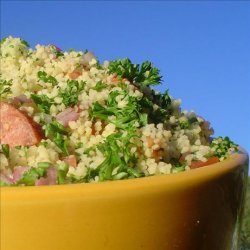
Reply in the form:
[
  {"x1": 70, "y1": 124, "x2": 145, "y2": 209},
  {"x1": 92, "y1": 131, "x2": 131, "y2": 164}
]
[{"x1": 1, "y1": 151, "x2": 248, "y2": 250}]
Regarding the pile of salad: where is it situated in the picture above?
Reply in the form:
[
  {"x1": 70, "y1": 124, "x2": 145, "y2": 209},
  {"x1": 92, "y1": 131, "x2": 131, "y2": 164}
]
[{"x1": 0, "y1": 37, "x2": 238, "y2": 186}]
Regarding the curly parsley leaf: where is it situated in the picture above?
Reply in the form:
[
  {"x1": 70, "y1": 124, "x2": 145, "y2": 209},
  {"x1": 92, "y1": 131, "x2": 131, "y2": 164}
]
[
  {"x1": 171, "y1": 163, "x2": 186, "y2": 173},
  {"x1": 59, "y1": 79, "x2": 85, "y2": 107},
  {"x1": 0, "y1": 37, "x2": 7, "y2": 45},
  {"x1": 20, "y1": 39, "x2": 30, "y2": 47},
  {"x1": 17, "y1": 163, "x2": 50, "y2": 186},
  {"x1": 1, "y1": 144, "x2": 10, "y2": 158},
  {"x1": 108, "y1": 58, "x2": 162, "y2": 86},
  {"x1": 44, "y1": 120, "x2": 69, "y2": 155},
  {"x1": 211, "y1": 136, "x2": 238, "y2": 160},
  {"x1": 108, "y1": 59, "x2": 171, "y2": 123},
  {"x1": 50, "y1": 45, "x2": 64, "y2": 58},
  {"x1": 179, "y1": 116, "x2": 198, "y2": 129},
  {"x1": 0, "y1": 78, "x2": 12, "y2": 99},
  {"x1": 139, "y1": 90, "x2": 172, "y2": 124},
  {"x1": 89, "y1": 90, "x2": 147, "y2": 129},
  {"x1": 37, "y1": 71, "x2": 58, "y2": 86},
  {"x1": 31, "y1": 94, "x2": 54, "y2": 114},
  {"x1": 136, "y1": 61, "x2": 162, "y2": 86},
  {"x1": 92, "y1": 81, "x2": 107, "y2": 92},
  {"x1": 57, "y1": 162, "x2": 69, "y2": 184},
  {"x1": 85, "y1": 130, "x2": 144, "y2": 182}
]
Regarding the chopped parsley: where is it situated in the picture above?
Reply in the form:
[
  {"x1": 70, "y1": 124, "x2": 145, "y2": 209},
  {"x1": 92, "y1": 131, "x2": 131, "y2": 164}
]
[
  {"x1": 37, "y1": 71, "x2": 58, "y2": 86},
  {"x1": 0, "y1": 78, "x2": 12, "y2": 99},
  {"x1": 59, "y1": 79, "x2": 85, "y2": 107},
  {"x1": 211, "y1": 136, "x2": 238, "y2": 159},
  {"x1": 44, "y1": 120, "x2": 69, "y2": 155},
  {"x1": 0, "y1": 180, "x2": 10, "y2": 186},
  {"x1": 31, "y1": 94, "x2": 54, "y2": 114},
  {"x1": 85, "y1": 129, "x2": 144, "y2": 182},
  {"x1": 17, "y1": 163, "x2": 50, "y2": 186},
  {"x1": 171, "y1": 163, "x2": 186, "y2": 173},
  {"x1": 92, "y1": 81, "x2": 107, "y2": 92},
  {"x1": 1, "y1": 144, "x2": 10, "y2": 158},
  {"x1": 0, "y1": 37, "x2": 7, "y2": 45},
  {"x1": 139, "y1": 90, "x2": 172, "y2": 124},
  {"x1": 20, "y1": 39, "x2": 30, "y2": 47},
  {"x1": 57, "y1": 162, "x2": 69, "y2": 184},
  {"x1": 50, "y1": 45, "x2": 64, "y2": 58},
  {"x1": 108, "y1": 58, "x2": 162, "y2": 87},
  {"x1": 179, "y1": 117, "x2": 198, "y2": 129},
  {"x1": 89, "y1": 90, "x2": 147, "y2": 129}
]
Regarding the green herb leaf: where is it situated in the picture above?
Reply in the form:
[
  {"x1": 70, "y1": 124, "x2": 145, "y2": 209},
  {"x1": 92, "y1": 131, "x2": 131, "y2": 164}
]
[
  {"x1": 211, "y1": 136, "x2": 238, "y2": 159},
  {"x1": 50, "y1": 45, "x2": 64, "y2": 58},
  {"x1": 0, "y1": 37, "x2": 7, "y2": 45},
  {"x1": 37, "y1": 71, "x2": 58, "y2": 86},
  {"x1": 92, "y1": 81, "x2": 107, "y2": 92},
  {"x1": 1, "y1": 144, "x2": 10, "y2": 158},
  {"x1": 0, "y1": 78, "x2": 12, "y2": 99},
  {"x1": 20, "y1": 39, "x2": 30, "y2": 47},
  {"x1": 0, "y1": 180, "x2": 10, "y2": 187},
  {"x1": 17, "y1": 163, "x2": 50, "y2": 186},
  {"x1": 37, "y1": 162, "x2": 51, "y2": 168},
  {"x1": 57, "y1": 162, "x2": 69, "y2": 184},
  {"x1": 180, "y1": 120, "x2": 189, "y2": 129},
  {"x1": 171, "y1": 163, "x2": 186, "y2": 173},
  {"x1": 136, "y1": 61, "x2": 162, "y2": 86},
  {"x1": 31, "y1": 93, "x2": 54, "y2": 114},
  {"x1": 45, "y1": 120, "x2": 69, "y2": 155},
  {"x1": 108, "y1": 58, "x2": 162, "y2": 86},
  {"x1": 59, "y1": 79, "x2": 85, "y2": 107},
  {"x1": 90, "y1": 90, "x2": 147, "y2": 129},
  {"x1": 85, "y1": 129, "x2": 144, "y2": 182},
  {"x1": 139, "y1": 90, "x2": 171, "y2": 124}
]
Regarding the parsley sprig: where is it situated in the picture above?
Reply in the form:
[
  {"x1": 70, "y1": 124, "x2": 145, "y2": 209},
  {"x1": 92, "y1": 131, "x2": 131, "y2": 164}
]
[
  {"x1": 85, "y1": 129, "x2": 144, "y2": 182},
  {"x1": 108, "y1": 58, "x2": 172, "y2": 123},
  {"x1": 0, "y1": 78, "x2": 12, "y2": 99},
  {"x1": 44, "y1": 120, "x2": 69, "y2": 155},
  {"x1": 17, "y1": 162, "x2": 50, "y2": 186},
  {"x1": 31, "y1": 94, "x2": 54, "y2": 114},
  {"x1": 59, "y1": 79, "x2": 85, "y2": 107},
  {"x1": 50, "y1": 45, "x2": 64, "y2": 58},
  {"x1": 37, "y1": 71, "x2": 58, "y2": 86},
  {"x1": 90, "y1": 90, "x2": 147, "y2": 129},
  {"x1": 108, "y1": 58, "x2": 162, "y2": 87},
  {"x1": 211, "y1": 136, "x2": 238, "y2": 160},
  {"x1": 139, "y1": 90, "x2": 172, "y2": 123},
  {"x1": 0, "y1": 144, "x2": 10, "y2": 158},
  {"x1": 92, "y1": 81, "x2": 107, "y2": 92}
]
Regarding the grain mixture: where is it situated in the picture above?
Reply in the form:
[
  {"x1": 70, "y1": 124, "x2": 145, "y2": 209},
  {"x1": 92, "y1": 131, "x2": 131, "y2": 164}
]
[{"x1": 0, "y1": 37, "x2": 238, "y2": 186}]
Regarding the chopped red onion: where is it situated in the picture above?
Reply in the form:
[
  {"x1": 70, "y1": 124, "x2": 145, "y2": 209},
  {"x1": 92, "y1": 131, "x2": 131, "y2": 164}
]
[
  {"x1": 56, "y1": 108, "x2": 79, "y2": 127},
  {"x1": 35, "y1": 167, "x2": 57, "y2": 186}
]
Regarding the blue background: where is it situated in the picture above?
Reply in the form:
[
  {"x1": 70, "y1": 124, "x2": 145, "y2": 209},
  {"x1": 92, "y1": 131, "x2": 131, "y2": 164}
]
[{"x1": 1, "y1": 1, "x2": 250, "y2": 161}]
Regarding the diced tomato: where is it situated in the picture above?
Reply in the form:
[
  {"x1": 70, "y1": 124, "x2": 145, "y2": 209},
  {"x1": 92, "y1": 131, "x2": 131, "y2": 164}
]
[
  {"x1": 190, "y1": 156, "x2": 220, "y2": 169},
  {"x1": 68, "y1": 70, "x2": 82, "y2": 80},
  {"x1": 63, "y1": 155, "x2": 77, "y2": 168}
]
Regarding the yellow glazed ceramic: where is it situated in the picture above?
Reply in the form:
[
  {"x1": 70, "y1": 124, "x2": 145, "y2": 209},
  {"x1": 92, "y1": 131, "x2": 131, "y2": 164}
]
[{"x1": 1, "y1": 150, "x2": 248, "y2": 250}]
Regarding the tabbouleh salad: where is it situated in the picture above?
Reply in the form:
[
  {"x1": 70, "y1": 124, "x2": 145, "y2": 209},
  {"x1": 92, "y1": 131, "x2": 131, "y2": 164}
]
[{"x1": 0, "y1": 36, "x2": 238, "y2": 186}]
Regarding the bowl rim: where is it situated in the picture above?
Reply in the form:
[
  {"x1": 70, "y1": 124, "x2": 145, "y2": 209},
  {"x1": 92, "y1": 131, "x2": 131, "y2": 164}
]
[{"x1": 1, "y1": 149, "x2": 248, "y2": 200}]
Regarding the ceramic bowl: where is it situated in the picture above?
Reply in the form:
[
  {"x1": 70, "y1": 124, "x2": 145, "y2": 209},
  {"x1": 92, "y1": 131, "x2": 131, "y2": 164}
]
[{"x1": 1, "y1": 150, "x2": 248, "y2": 250}]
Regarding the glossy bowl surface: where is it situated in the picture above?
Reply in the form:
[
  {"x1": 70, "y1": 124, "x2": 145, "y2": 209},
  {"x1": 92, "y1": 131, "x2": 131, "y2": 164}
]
[{"x1": 1, "y1": 151, "x2": 248, "y2": 250}]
